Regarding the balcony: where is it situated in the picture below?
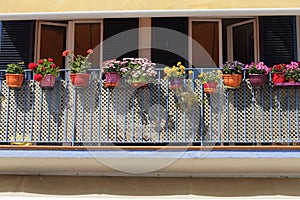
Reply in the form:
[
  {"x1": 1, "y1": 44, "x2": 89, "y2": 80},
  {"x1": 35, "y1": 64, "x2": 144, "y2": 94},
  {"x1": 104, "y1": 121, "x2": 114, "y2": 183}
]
[{"x1": 0, "y1": 68, "x2": 300, "y2": 147}]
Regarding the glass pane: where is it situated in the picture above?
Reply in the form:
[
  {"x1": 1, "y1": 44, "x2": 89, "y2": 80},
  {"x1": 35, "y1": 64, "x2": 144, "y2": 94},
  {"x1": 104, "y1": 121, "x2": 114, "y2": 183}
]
[
  {"x1": 192, "y1": 21, "x2": 219, "y2": 68},
  {"x1": 40, "y1": 24, "x2": 66, "y2": 69},
  {"x1": 233, "y1": 23, "x2": 254, "y2": 63},
  {"x1": 75, "y1": 23, "x2": 101, "y2": 68}
]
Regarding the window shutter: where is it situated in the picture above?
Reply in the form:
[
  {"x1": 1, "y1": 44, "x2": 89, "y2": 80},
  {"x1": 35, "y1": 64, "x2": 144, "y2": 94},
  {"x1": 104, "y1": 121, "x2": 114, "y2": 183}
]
[
  {"x1": 151, "y1": 17, "x2": 188, "y2": 67},
  {"x1": 103, "y1": 18, "x2": 139, "y2": 60},
  {"x1": 259, "y1": 16, "x2": 297, "y2": 66},
  {"x1": 0, "y1": 21, "x2": 35, "y2": 70}
]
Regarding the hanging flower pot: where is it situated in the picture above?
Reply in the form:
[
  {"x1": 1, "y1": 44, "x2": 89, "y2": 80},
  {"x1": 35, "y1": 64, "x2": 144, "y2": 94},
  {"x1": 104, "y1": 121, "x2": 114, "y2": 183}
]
[
  {"x1": 169, "y1": 78, "x2": 183, "y2": 90},
  {"x1": 222, "y1": 74, "x2": 242, "y2": 87},
  {"x1": 203, "y1": 82, "x2": 217, "y2": 94},
  {"x1": 272, "y1": 72, "x2": 285, "y2": 84},
  {"x1": 70, "y1": 73, "x2": 90, "y2": 88},
  {"x1": 104, "y1": 72, "x2": 121, "y2": 87},
  {"x1": 130, "y1": 82, "x2": 148, "y2": 88},
  {"x1": 6, "y1": 74, "x2": 24, "y2": 89},
  {"x1": 5, "y1": 62, "x2": 25, "y2": 89},
  {"x1": 39, "y1": 74, "x2": 56, "y2": 90},
  {"x1": 249, "y1": 74, "x2": 268, "y2": 87}
]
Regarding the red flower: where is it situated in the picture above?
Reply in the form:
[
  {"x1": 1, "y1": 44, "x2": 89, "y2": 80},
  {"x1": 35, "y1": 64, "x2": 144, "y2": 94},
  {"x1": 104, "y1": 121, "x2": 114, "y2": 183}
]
[
  {"x1": 87, "y1": 49, "x2": 93, "y2": 54},
  {"x1": 38, "y1": 59, "x2": 44, "y2": 64},
  {"x1": 62, "y1": 50, "x2": 72, "y2": 56},
  {"x1": 51, "y1": 63, "x2": 57, "y2": 68},
  {"x1": 48, "y1": 58, "x2": 54, "y2": 62},
  {"x1": 34, "y1": 74, "x2": 43, "y2": 82},
  {"x1": 28, "y1": 62, "x2": 38, "y2": 70},
  {"x1": 42, "y1": 67, "x2": 46, "y2": 71}
]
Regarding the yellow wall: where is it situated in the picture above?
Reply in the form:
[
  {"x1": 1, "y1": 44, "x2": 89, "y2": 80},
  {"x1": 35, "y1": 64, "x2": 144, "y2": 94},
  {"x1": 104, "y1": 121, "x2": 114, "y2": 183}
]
[{"x1": 0, "y1": 0, "x2": 299, "y2": 13}]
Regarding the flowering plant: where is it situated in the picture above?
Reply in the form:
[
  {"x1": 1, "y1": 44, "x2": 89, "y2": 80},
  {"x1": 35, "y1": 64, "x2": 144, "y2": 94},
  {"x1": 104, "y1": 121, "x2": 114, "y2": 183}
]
[
  {"x1": 6, "y1": 62, "x2": 25, "y2": 74},
  {"x1": 245, "y1": 62, "x2": 270, "y2": 74},
  {"x1": 285, "y1": 61, "x2": 300, "y2": 81},
  {"x1": 122, "y1": 58, "x2": 157, "y2": 83},
  {"x1": 101, "y1": 59, "x2": 128, "y2": 75},
  {"x1": 164, "y1": 62, "x2": 192, "y2": 79},
  {"x1": 198, "y1": 70, "x2": 222, "y2": 84},
  {"x1": 271, "y1": 63, "x2": 286, "y2": 73},
  {"x1": 28, "y1": 58, "x2": 59, "y2": 82},
  {"x1": 221, "y1": 61, "x2": 244, "y2": 74},
  {"x1": 62, "y1": 49, "x2": 93, "y2": 73}
]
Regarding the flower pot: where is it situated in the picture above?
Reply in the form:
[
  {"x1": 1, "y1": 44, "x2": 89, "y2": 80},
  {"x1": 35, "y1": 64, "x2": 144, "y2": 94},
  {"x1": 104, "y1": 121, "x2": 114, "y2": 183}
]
[
  {"x1": 203, "y1": 82, "x2": 217, "y2": 94},
  {"x1": 70, "y1": 73, "x2": 90, "y2": 87},
  {"x1": 249, "y1": 74, "x2": 268, "y2": 87},
  {"x1": 272, "y1": 72, "x2": 285, "y2": 84},
  {"x1": 130, "y1": 82, "x2": 148, "y2": 88},
  {"x1": 104, "y1": 72, "x2": 121, "y2": 87},
  {"x1": 39, "y1": 74, "x2": 56, "y2": 90},
  {"x1": 222, "y1": 74, "x2": 242, "y2": 87},
  {"x1": 169, "y1": 78, "x2": 183, "y2": 90},
  {"x1": 5, "y1": 74, "x2": 24, "y2": 89}
]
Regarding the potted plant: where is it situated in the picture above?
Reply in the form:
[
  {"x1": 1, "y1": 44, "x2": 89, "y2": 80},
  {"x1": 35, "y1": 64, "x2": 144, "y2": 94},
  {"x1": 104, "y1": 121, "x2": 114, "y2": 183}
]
[
  {"x1": 271, "y1": 63, "x2": 286, "y2": 84},
  {"x1": 122, "y1": 57, "x2": 157, "y2": 88},
  {"x1": 62, "y1": 49, "x2": 93, "y2": 87},
  {"x1": 198, "y1": 70, "x2": 222, "y2": 94},
  {"x1": 221, "y1": 61, "x2": 244, "y2": 87},
  {"x1": 28, "y1": 58, "x2": 60, "y2": 90},
  {"x1": 245, "y1": 62, "x2": 270, "y2": 87},
  {"x1": 164, "y1": 61, "x2": 192, "y2": 90},
  {"x1": 101, "y1": 59, "x2": 127, "y2": 87},
  {"x1": 5, "y1": 62, "x2": 25, "y2": 89},
  {"x1": 285, "y1": 61, "x2": 300, "y2": 84}
]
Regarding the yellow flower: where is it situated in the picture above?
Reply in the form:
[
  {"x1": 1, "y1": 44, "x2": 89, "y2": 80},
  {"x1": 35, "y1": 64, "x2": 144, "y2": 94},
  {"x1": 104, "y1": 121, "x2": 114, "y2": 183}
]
[
  {"x1": 177, "y1": 62, "x2": 182, "y2": 67},
  {"x1": 188, "y1": 70, "x2": 193, "y2": 75}
]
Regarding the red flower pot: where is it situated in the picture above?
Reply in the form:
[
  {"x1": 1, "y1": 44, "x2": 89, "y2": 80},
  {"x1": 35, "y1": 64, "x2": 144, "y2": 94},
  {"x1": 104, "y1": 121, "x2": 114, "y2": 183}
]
[
  {"x1": 39, "y1": 74, "x2": 56, "y2": 90},
  {"x1": 70, "y1": 73, "x2": 90, "y2": 87},
  {"x1": 203, "y1": 82, "x2": 217, "y2": 94},
  {"x1": 272, "y1": 72, "x2": 285, "y2": 84}
]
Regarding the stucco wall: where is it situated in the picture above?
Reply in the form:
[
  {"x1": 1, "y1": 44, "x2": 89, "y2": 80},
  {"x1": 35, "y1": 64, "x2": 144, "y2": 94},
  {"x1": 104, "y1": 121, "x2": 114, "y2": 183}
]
[{"x1": 0, "y1": 0, "x2": 299, "y2": 13}]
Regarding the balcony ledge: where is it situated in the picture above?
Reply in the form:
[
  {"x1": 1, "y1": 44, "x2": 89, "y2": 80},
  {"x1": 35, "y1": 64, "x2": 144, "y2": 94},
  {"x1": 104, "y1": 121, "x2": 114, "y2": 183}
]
[{"x1": 0, "y1": 146, "x2": 300, "y2": 178}]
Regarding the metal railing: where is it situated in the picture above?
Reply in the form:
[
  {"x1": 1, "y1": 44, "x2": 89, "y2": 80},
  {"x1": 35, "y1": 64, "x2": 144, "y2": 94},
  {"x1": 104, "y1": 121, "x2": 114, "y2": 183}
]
[{"x1": 0, "y1": 68, "x2": 299, "y2": 146}]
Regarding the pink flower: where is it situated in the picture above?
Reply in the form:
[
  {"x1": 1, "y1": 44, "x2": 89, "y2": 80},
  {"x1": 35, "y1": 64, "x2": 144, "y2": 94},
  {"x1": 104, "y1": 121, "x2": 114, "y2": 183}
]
[
  {"x1": 34, "y1": 74, "x2": 43, "y2": 82},
  {"x1": 62, "y1": 50, "x2": 72, "y2": 57},
  {"x1": 38, "y1": 59, "x2": 44, "y2": 64},
  {"x1": 28, "y1": 62, "x2": 38, "y2": 70},
  {"x1": 48, "y1": 58, "x2": 54, "y2": 62},
  {"x1": 42, "y1": 67, "x2": 46, "y2": 71},
  {"x1": 51, "y1": 63, "x2": 57, "y2": 68},
  {"x1": 87, "y1": 49, "x2": 93, "y2": 54}
]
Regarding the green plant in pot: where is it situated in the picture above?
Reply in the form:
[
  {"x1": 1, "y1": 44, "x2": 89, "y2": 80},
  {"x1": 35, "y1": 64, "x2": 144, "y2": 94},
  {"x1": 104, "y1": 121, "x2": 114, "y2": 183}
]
[{"x1": 5, "y1": 62, "x2": 25, "y2": 89}]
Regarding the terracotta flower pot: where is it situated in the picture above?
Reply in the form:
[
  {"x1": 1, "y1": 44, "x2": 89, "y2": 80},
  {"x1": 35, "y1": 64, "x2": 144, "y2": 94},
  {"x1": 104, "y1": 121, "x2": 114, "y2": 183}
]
[
  {"x1": 70, "y1": 73, "x2": 90, "y2": 87},
  {"x1": 39, "y1": 74, "x2": 56, "y2": 90},
  {"x1": 5, "y1": 74, "x2": 24, "y2": 89},
  {"x1": 203, "y1": 82, "x2": 217, "y2": 94},
  {"x1": 249, "y1": 74, "x2": 268, "y2": 87},
  {"x1": 222, "y1": 74, "x2": 242, "y2": 87},
  {"x1": 130, "y1": 82, "x2": 148, "y2": 88}
]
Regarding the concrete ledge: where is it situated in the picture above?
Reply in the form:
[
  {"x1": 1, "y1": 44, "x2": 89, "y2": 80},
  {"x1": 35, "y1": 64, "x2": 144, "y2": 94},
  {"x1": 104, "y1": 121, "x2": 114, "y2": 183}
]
[{"x1": 0, "y1": 147, "x2": 300, "y2": 177}]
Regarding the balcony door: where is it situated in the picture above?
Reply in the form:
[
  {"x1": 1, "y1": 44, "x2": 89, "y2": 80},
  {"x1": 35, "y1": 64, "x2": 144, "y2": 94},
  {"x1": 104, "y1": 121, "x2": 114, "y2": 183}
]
[
  {"x1": 226, "y1": 19, "x2": 258, "y2": 63},
  {"x1": 37, "y1": 22, "x2": 67, "y2": 69}
]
